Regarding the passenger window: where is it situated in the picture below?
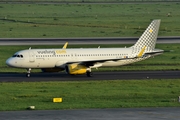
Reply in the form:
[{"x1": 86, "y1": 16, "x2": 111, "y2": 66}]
[{"x1": 20, "y1": 55, "x2": 23, "y2": 58}]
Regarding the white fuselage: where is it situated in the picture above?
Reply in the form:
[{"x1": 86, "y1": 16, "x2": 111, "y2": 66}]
[{"x1": 6, "y1": 47, "x2": 151, "y2": 69}]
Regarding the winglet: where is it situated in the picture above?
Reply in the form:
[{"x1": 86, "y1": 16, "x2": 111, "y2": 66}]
[
  {"x1": 137, "y1": 46, "x2": 146, "y2": 58},
  {"x1": 62, "y1": 42, "x2": 68, "y2": 49}
]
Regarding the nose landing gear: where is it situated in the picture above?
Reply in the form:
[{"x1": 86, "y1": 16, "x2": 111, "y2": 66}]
[{"x1": 26, "y1": 68, "x2": 31, "y2": 77}]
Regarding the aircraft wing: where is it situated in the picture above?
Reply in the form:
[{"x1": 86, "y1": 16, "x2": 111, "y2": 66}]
[
  {"x1": 65, "y1": 47, "x2": 149, "y2": 67},
  {"x1": 66, "y1": 56, "x2": 135, "y2": 67}
]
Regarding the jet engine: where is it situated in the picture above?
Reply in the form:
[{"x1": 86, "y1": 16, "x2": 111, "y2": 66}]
[{"x1": 65, "y1": 64, "x2": 88, "y2": 75}]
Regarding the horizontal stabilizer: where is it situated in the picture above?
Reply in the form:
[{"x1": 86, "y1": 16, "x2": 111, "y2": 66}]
[{"x1": 144, "y1": 49, "x2": 164, "y2": 56}]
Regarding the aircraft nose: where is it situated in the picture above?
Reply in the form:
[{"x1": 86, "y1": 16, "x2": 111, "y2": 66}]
[{"x1": 6, "y1": 58, "x2": 15, "y2": 67}]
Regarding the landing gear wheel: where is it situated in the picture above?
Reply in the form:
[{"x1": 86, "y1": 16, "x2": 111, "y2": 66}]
[
  {"x1": 86, "y1": 71, "x2": 93, "y2": 77},
  {"x1": 26, "y1": 73, "x2": 30, "y2": 77},
  {"x1": 26, "y1": 68, "x2": 31, "y2": 78}
]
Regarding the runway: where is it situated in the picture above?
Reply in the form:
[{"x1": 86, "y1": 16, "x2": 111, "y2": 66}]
[
  {"x1": 0, "y1": 37, "x2": 180, "y2": 45},
  {"x1": 0, "y1": 107, "x2": 180, "y2": 120},
  {"x1": 0, "y1": 71, "x2": 180, "y2": 82}
]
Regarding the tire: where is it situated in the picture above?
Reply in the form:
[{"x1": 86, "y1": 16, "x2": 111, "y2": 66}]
[
  {"x1": 86, "y1": 71, "x2": 93, "y2": 77},
  {"x1": 26, "y1": 73, "x2": 30, "y2": 78}
]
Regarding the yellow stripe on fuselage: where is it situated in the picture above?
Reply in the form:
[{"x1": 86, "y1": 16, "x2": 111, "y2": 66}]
[{"x1": 137, "y1": 46, "x2": 146, "y2": 58}]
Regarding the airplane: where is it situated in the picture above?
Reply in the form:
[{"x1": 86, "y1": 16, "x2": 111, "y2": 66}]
[{"x1": 6, "y1": 19, "x2": 164, "y2": 77}]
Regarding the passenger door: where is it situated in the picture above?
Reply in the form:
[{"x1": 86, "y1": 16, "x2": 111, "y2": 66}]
[{"x1": 29, "y1": 51, "x2": 35, "y2": 62}]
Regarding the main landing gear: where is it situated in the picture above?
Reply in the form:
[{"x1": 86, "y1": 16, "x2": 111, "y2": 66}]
[
  {"x1": 86, "y1": 71, "x2": 93, "y2": 77},
  {"x1": 26, "y1": 68, "x2": 31, "y2": 77},
  {"x1": 86, "y1": 68, "x2": 93, "y2": 77}
]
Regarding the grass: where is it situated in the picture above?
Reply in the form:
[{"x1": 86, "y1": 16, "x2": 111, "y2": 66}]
[
  {"x1": 0, "y1": 3, "x2": 180, "y2": 37},
  {"x1": 1, "y1": 0, "x2": 179, "y2": 3},
  {"x1": 0, "y1": 1, "x2": 180, "y2": 111},
  {"x1": 0, "y1": 79, "x2": 180, "y2": 111}
]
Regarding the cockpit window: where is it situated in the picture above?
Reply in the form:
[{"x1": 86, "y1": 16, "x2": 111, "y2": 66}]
[
  {"x1": 12, "y1": 54, "x2": 23, "y2": 58},
  {"x1": 12, "y1": 55, "x2": 16, "y2": 57}
]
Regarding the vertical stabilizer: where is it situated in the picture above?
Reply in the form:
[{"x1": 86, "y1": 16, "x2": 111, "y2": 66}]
[{"x1": 132, "y1": 20, "x2": 161, "y2": 52}]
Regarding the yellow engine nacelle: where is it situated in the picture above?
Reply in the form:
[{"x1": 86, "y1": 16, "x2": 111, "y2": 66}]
[
  {"x1": 41, "y1": 68, "x2": 64, "y2": 72},
  {"x1": 66, "y1": 64, "x2": 87, "y2": 75}
]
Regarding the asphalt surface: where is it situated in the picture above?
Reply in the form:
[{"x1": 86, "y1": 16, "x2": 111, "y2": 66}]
[
  {"x1": 0, "y1": 71, "x2": 180, "y2": 82},
  {"x1": 0, "y1": 107, "x2": 180, "y2": 120},
  {"x1": 0, "y1": 37, "x2": 180, "y2": 45}
]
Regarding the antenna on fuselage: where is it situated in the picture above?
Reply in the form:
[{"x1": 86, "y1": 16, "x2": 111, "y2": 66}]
[{"x1": 29, "y1": 47, "x2": 31, "y2": 50}]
